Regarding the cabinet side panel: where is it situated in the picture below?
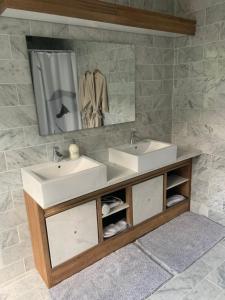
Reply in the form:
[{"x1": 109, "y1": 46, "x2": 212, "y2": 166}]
[{"x1": 24, "y1": 192, "x2": 52, "y2": 287}]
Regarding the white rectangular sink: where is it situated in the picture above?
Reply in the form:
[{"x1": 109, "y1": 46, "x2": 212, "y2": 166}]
[
  {"x1": 21, "y1": 156, "x2": 107, "y2": 209},
  {"x1": 109, "y1": 140, "x2": 177, "y2": 172}
]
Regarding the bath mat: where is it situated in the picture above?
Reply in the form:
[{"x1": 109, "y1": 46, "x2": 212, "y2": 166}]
[
  {"x1": 137, "y1": 212, "x2": 225, "y2": 275},
  {"x1": 50, "y1": 244, "x2": 171, "y2": 300}
]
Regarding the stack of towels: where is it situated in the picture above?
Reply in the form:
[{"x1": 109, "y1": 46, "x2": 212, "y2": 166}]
[
  {"x1": 167, "y1": 194, "x2": 185, "y2": 207},
  {"x1": 102, "y1": 196, "x2": 128, "y2": 238},
  {"x1": 103, "y1": 219, "x2": 128, "y2": 238},
  {"x1": 101, "y1": 196, "x2": 124, "y2": 217}
]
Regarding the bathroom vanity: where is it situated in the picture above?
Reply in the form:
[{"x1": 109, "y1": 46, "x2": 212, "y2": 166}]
[{"x1": 22, "y1": 141, "x2": 200, "y2": 288}]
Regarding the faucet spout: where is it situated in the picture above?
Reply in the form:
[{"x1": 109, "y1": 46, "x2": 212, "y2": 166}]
[
  {"x1": 53, "y1": 146, "x2": 64, "y2": 162},
  {"x1": 130, "y1": 128, "x2": 137, "y2": 145}
]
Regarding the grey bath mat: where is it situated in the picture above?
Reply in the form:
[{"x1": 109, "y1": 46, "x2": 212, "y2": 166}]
[
  {"x1": 137, "y1": 212, "x2": 225, "y2": 274},
  {"x1": 50, "y1": 244, "x2": 171, "y2": 300}
]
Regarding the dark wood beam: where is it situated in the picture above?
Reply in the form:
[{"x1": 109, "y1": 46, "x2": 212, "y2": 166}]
[{"x1": 0, "y1": 0, "x2": 196, "y2": 35}]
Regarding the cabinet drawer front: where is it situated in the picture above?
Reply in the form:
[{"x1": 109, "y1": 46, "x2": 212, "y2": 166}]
[
  {"x1": 132, "y1": 176, "x2": 163, "y2": 225},
  {"x1": 46, "y1": 200, "x2": 98, "y2": 268}
]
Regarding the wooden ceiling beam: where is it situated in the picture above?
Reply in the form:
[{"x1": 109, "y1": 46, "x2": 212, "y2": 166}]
[{"x1": 0, "y1": 0, "x2": 196, "y2": 35}]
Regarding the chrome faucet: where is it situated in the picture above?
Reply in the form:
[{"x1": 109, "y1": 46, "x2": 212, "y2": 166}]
[
  {"x1": 53, "y1": 146, "x2": 64, "y2": 162},
  {"x1": 130, "y1": 129, "x2": 138, "y2": 145}
]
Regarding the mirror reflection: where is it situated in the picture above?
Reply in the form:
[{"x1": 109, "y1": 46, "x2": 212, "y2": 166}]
[{"x1": 26, "y1": 36, "x2": 135, "y2": 136}]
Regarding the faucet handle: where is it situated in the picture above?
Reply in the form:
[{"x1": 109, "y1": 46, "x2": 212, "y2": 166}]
[{"x1": 131, "y1": 128, "x2": 136, "y2": 133}]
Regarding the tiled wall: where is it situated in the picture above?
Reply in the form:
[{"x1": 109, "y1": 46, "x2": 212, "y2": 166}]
[
  {"x1": 173, "y1": 0, "x2": 225, "y2": 224},
  {"x1": 0, "y1": 2, "x2": 174, "y2": 286}
]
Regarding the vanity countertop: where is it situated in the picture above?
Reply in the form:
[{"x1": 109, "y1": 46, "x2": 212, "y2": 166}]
[
  {"x1": 90, "y1": 147, "x2": 202, "y2": 186},
  {"x1": 23, "y1": 147, "x2": 202, "y2": 209}
]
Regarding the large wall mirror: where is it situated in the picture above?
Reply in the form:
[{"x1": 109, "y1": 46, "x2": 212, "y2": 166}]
[{"x1": 26, "y1": 36, "x2": 136, "y2": 136}]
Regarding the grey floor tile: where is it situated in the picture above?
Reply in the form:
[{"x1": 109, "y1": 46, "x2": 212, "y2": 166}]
[
  {"x1": 182, "y1": 279, "x2": 222, "y2": 300},
  {"x1": 199, "y1": 243, "x2": 225, "y2": 269},
  {"x1": 207, "y1": 261, "x2": 225, "y2": 289}
]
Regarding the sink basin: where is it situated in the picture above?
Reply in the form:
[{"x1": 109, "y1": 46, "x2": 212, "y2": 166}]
[
  {"x1": 109, "y1": 140, "x2": 177, "y2": 172},
  {"x1": 21, "y1": 156, "x2": 107, "y2": 209}
]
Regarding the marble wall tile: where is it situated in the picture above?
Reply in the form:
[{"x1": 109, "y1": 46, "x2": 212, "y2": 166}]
[
  {"x1": 0, "y1": 17, "x2": 29, "y2": 35},
  {"x1": 5, "y1": 145, "x2": 47, "y2": 170},
  {"x1": 0, "y1": 208, "x2": 26, "y2": 232},
  {"x1": 191, "y1": 26, "x2": 205, "y2": 46},
  {"x1": 0, "y1": 229, "x2": 19, "y2": 249},
  {"x1": 136, "y1": 65, "x2": 153, "y2": 81},
  {"x1": 206, "y1": 2, "x2": 225, "y2": 25},
  {"x1": 0, "y1": 128, "x2": 25, "y2": 151},
  {"x1": 129, "y1": 0, "x2": 152, "y2": 10},
  {"x1": 0, "y1": 240, "x2": 32, "y2": 268},
  {"x1": 52, "y1": 23, "x2": 69, "y2": 38},
  {"x1": 0, "y1": 170, "x2": 22, "y2": 194},
  {"x1": 173, "y1": 1, "x2": 225, "y2": 219},
  {"x1": 0, "y1": 152, "x2": 6, "y2": 172},
  {"x1": 204, "y1": 23, "x2": 220, "y2": 42},
  {"x1": 23, "y1": 126, "x2": 63, "y2": 147},
  {"x1": 136, "y1": 80, "x2": 164, "y2": 96},
  {"x1": 154, "y1": 36, "x2": 174, "y2": 48},
  {"x1": 69, "y1": 25, "x2": 103, "y2": 41},
  {"x1": 17, "y1": 84, "x2": 35, "y2": 105},
  {"x1": 0, "y1": 270, "x2": 47, "y2": 298},
  {"x1": 18, "y1": 223, "x2": 30, "y2": 243},
  {"x1": 102, "y1": 29, "x2": 131, "y2": 44},
  {"x1": 10, "y1": 35, "x2": 28, "y2": 59},
  {"x1": 0, "y1": 260, "x2": 25, "y2": 285},
  {"x1": 0, "y1": 106, "x2": 37, "y2": 129},
  {"x1": 174, "y1": 64, "x2": 189, "y2": 78},
  {"x1": 175, "y1": 36, "x2": 191, "y2": 48},
  {"x1": 24, "y1": 255, "x2": 35, "y2": 272},
  {"x1": 153, "y1": 65, "x2": 173, "y2": 80},
  {"x1": 130, "y1": 33, "x2": 154, "y2": 46},
  {"x1": 151, "y1": 94, "x2": 172, "y2": 111},
  {"x1": 178, "y1": 46, "x2": 203, "y2": 63},
  {"x1": 30, "y1": 20, "x2": 53, "y2": 37},
  {"x1": 0, "y1": 84, "x2": 18, "y2": 106},
  {"x1": 0, "y1": 192, "x2": 12, "y2": 212},
  {"x1": 0, "y1": 60, "x2": 31, "y2": 84},
  {"x1": 152, "y1": 0, "x2": 175, "y2": 14},
  {"x1": 189, "y1": 59, "x2": 218, "y2": 78},
  {"x1": 0, "y1": 35, "x2": 11, "y2": 59}
]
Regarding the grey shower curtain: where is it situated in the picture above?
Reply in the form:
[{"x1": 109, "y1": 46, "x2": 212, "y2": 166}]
[{"x1": 31, "y1": 51, "x2": 82, "y2": 135}]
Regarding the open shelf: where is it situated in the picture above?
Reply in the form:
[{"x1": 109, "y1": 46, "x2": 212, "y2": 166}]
[
  {"x1": 97, "y1": 187, "x2": 133, "y2": 242},
  {"x1": 164, "y1": 162, "x2": 192, "y2": 211},
  {"x1": 102, "y1": 203, "x2": 129, "y2": 218},
  {"x1": 167, "y1": 174, "x2": 189, "y2": 190}
]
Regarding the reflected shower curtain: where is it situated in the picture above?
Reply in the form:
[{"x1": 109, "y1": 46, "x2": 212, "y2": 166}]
[{"x1": 31, "y1": 51, "x2": 82, "y2": 135}]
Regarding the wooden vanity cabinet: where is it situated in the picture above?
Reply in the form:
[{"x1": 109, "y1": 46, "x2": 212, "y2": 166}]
[{"x1": 24, "y1": 158, "x2": 192, "y2": 288}]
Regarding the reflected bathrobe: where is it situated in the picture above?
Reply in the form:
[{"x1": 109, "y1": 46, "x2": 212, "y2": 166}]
[{"x1": 79, "y1": 70, "x2": 109, "y2": 128}]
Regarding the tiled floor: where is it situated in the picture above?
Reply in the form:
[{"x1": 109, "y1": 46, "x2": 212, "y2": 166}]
[{"x1": 1, "y1": 239, "x2": 225, "y2": 300}]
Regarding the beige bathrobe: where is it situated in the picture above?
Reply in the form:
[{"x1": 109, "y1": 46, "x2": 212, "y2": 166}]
[{"x1": 79, "y1": 70, "x2": 109, "y2": 128}]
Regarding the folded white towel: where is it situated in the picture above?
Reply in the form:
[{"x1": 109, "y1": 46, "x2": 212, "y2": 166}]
[
  {"x1": 103, "y1": 219, "x2": 127, "y2": 238},
  {"x1": 167, "y1": 194, "x2": 185, "y2": 207},
  {"x1": 102, "y1": 204, "x2": 110, "y2": 216}
]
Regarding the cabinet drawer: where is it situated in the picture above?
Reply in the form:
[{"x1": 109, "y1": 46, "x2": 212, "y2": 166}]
[
  {"x1": 132, "y1": 176, "x2": 163, "y2": 225},
  {"x1": 46, "y1": 200, "x2": 98, "y2": 268}
]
